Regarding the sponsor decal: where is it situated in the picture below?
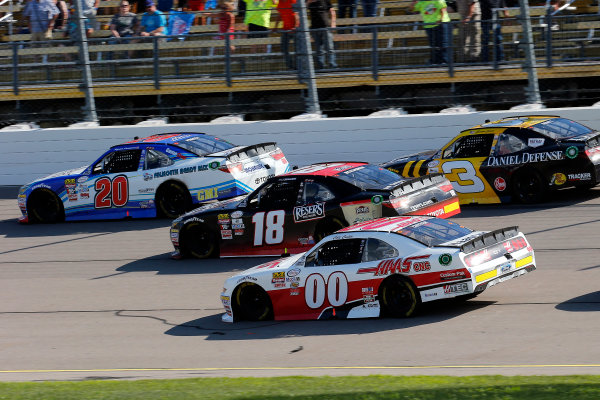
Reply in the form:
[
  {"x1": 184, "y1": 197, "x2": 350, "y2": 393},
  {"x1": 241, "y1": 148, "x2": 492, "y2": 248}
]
[
  {"x1": 231, "y1": 211, "x2": 243, "y2": 218},
  {"x1": 371, "y1": 195, "x2": 383, "y2": 205},
  {"x1": 77, "y1": 176, "x2": 88, "y2": 183},
  {"x1": 221, "y1": 229, "x2": 232, "y2": 239},
  {"x1": 236, "y1": 275, "x2": 258, "y2": 283},
  {"x1": 234, "y1": 229, "x2": 244, "y2": 235},
  {"x1": 218, "y1": 219, "x2": 231, "y2": 224},
  {"x1": 232, "y1": 218, "x2": 243, "y2": 224},
  {"x1": 220, "y1": 224, "x2": 230, "y2": 230},
  {"x1": 138, "y1": 188, "x2": 154, "y2": 193},
  {"x1": 140, "y1": 199, "x2": 155, "y2": 208},
  {"x1": 439, "y1": 253, "x2": 452, "y2": 266},
  {"x1": 356, "y1": 206, "x2": 370, "y2": 214},
  {"x1": 154, "y1": 169, "x2": 180, "y2": 178},
  {"x1": 287, "y1": 268, "x2": 301, "y2": 277},
  {"x1": 528, "y1": 138, "x2": 545, "y2": 148},
  {"x1": 286, "y1": 277, "x2": 300, "y2": 282},
  {"x1": 410, "y1": 199, "x2": 434, "y2": 211},
  {"x1": 183, "y1": 217, "x2": 205, "y2": 224},
  {"x1": 272, "y1": 271, "x2": 285, "y2": 284},
  {"x1": 427, "y1": 160, "x2": 439, "y2": 168},
  {"x1": 218, "y1": 214, "x2": 230, "y2": 219},
  {"x1": 255, "y1": 174, "x2": 275, "y2": 185},
  {"x1": 294, "y1": 202, "x2": 325, "y2": 223},
  {"x1": 198, "y1": 187, "x2": 218, "y2": 201},
  {"x1": 568, "y1": 172, "x2": 592, "y2": 181},
  {"x1": 485, "y1": 151, "x2": 564, "y2": 166},
  {"x1": 31, "y1": 183, "x2": 51, "y2": 190},
  {"x1": 232, "y1": 224, "x2": 245, "y2": 229},
  {"x1": 443, "y1": 282, "x2": 469, "y2": 294},
  {"x1": 565, "y1": 146, "x2": 579, "y2": 159},
  {"x1": 298, "y1": 236, "x2": 315, "y2": 245},
  {"x1": 290, "y1": 289, "x2": 300, "y2": 296},
  {"x1": 209, "y1": 161, "x2": 221, "y2": 170},
  {"x1": 493, "y1": 177, "x2": 506, "y2": 191},
  {"x1": 551, "y1": 172, "x2": 567, "y2": 185},
  {"x1": 290, "y1": 282, "x2": 300, "y2": 288},
  {"x1": 143, "y1": 172, "x2": 153, "y2": 181},
  {"x1": 357, "y1": 255, "x2": 431, "y2": 276},
  {"x1": 273, "y1": 283, "x2": 286, "y2": 288},
  {"x1": 440, "y1": 270, "x2": 467, "y2": 281},
  {"x1": 424, "y1": 292, "x2": 437, "y2": 298},
  {"x1": 64, "y1": 178, "x2": 76, "y2": 188},
  {"x1": 220, "y1": 295, "x2": 231, "y2": 305}
]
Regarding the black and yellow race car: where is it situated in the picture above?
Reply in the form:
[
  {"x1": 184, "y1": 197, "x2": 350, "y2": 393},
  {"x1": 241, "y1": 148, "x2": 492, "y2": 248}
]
[{"x1": 381, "y1": 115, "x2": 600, "y2": 204}]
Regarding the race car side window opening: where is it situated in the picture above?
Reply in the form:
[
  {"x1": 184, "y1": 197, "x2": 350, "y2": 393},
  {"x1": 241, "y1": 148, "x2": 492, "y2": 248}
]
[
  {"x1": 336, "y1": 165, "x2": 401, "y2": 190},
  {"x1": 361, "y1": 238, "x2": 399, "y2": 262},
  {"x1": 530, "y1": 118, "x2": 593, "y2": 139},
  {"x1": 395, "y1": 219, "x2": 473, "y2": 247},
  {"x1": 443, "y1": 134, "x2": 495, "y2": 159},
  {"x1": 301, "y1": 181, "x2": 335, "y2": 204},
  {"x1": 248, "y1": 179, "x2": 300, "y2": 209},
  {"x1": 144, "y1": 149, "x2": 173, "y2": 170},
  {"x1": 93, "y1": 149, "x2": 142, "y2": 174},
  {"x1": 305, "y1": 238, "x2": 366, "y2": 266},
  {"x1": 495, "y1": 134, "x2": 526, "y2": 156},
  {"x1": 174, "y1": 136, "x2": 235, "y2": 156}
]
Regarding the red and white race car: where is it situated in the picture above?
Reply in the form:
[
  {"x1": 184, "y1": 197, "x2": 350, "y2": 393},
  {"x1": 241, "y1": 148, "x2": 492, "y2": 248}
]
[{"x1": 220, "y1": 216, "x2": 536, "y2": 322}]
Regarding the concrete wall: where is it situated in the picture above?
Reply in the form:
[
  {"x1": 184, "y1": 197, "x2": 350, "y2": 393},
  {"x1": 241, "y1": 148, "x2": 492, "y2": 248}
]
[{"x1": 2, "y1": 106, "x2": 600, "y2": 186}]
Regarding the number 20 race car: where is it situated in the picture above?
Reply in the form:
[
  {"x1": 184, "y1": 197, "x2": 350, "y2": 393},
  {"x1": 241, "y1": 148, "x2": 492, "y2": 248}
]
[
  {"x1": 382, "y1": 115, "x2": 600, "y2": 204},
  {"x1": 17, "y1": 133, "x2": 289, "y2": 223},
  {"x1": 220, "y1": 216, "x2": 536, "y2": 322},
  {"x1": 170, "y1": 162, "x2": 460, "y2": 258}
]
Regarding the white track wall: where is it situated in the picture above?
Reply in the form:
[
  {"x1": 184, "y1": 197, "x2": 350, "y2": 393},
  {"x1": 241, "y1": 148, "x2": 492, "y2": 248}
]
[{"x1": 2, "y1": 107, "x2": 600, "y2": 186}]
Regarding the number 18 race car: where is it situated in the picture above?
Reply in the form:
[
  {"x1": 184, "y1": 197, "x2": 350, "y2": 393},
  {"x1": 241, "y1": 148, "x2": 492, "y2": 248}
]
[
  {"x1": 170, "y1": 162, "x2": 460, "y2": 259},
  {"x1": 17, "y1": 133, "x2": 289, "y2": 223},
  {"x1": 220, "y1": 216, "x2": 536, "y2": 322},
  {"x1": 382, "y1": 115, "x2": 600, "y2": 204}
]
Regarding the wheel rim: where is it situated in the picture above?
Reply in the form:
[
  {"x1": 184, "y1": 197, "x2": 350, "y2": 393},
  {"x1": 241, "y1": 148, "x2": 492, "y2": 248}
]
[
  {"x1": 182, "y1": 224, "x2": 216, "y2": 259},
  {"x1": 237, "y1": 284, "x2": 272, "y2": 321},
  {"x1": 382, "y1": 278, "x2": 417, "y2": 317}
]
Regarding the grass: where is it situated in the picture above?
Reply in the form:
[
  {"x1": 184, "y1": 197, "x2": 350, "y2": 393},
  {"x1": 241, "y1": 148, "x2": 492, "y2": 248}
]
[{"x1": 1, "y1": 375, "x2": 600, "y2": 400}]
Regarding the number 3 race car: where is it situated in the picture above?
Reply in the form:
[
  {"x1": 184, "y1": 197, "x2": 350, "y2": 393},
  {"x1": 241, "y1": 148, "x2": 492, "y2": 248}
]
[
  {"x1": 17, "y1": 133, "x2": 289, "y2": 223},
  {"x1": 382, "y1": 115, "x2": 600, "y2": 204},
  {"x1": 170, "y1": 162, "x2": 460, "y2": 259},
  {"x1": 220, "y1": 216, "x2": 536, "y2": 322}
]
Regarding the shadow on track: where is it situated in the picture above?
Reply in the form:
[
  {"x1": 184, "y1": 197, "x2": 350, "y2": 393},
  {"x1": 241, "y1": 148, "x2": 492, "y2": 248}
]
[
  {"x1": 164, "y1": 299, "x2": 496, "y2": 339},
  {"x1": 555, "y1": 290, "x2": 600, "y2": 312},
  {"x1": 116, "y1": 254, "x2": 278, "y2": 275}
]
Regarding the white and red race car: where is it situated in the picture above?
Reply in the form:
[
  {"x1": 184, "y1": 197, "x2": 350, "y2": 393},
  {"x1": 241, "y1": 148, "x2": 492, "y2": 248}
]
[{"x1": 220, "y1": 216, "x2": 536, "y2": 322}]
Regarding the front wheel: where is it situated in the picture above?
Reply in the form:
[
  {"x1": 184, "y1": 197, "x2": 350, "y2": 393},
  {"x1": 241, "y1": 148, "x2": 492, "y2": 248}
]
[
  {"x1": 512, "y1": 169, "x2": 546, "y2": 204},
  {"x1": 27, "y1": 189, "x2": 64, "y2": 223},
  {"x1": 234, "y1": 283, "x2": 273, "y2": 321},
  {"x1": 379, "y1": 275, "x2": 420, "y2": 318},
  {"x1": 180, "y1": 223, "x2": 218, "y2": 259},
  {"x1": 156, "y1": 182, "x2": 192, "y2": 219}
]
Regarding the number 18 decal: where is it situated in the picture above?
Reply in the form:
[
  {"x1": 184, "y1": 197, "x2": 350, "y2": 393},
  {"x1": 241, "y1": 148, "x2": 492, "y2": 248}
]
[
  {"x1": 252, "y1": 210, "x2": 285, "y2": 246},
  {"x1": 441, "y1": 160, "x2": 485, "y2": 193},
  {"x1": 95, "y1": 175, "x2": 129, "y2": 208},
  {"x1": 305, "y1": 272, "x2": 348, "y2": 309}
]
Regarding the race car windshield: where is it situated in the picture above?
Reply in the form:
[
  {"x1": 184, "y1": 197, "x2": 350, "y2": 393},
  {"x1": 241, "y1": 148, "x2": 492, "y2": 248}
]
[
  {"x1": 530, "y1": 118, "x2": 594, "y2": 139},
  {"x1": 395, "y1": 219, "x2": 473, "y2": 247},
  {"x1": 337, "y1": 164, "x2": 402, "y2": 190},
  {"x1": 173, "y1": 136, "x2": 235, "y2": 156}
]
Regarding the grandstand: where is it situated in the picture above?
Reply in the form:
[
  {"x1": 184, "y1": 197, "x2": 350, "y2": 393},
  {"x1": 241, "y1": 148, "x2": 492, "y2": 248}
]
[{"x1": 0, "y1": 0, "x2": 599, "y2": 126}]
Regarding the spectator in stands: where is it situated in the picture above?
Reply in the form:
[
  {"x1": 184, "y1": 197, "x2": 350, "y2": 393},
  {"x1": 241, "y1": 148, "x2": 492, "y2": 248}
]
[
  {"x1": 413, "y1": 0, "x2": 450, "y2": 65},
  {"x1": 216, "y1": 0, "x2": 236, "y2": 50},
  {"x1": 307, "y1": 0, "x2": 337, "y2": 69},
  {"x1": 53, "y1": 0, "x2": 69, "y2": 32},
  {"x1": 140, "y1": 0, "x2": 167, "y2": 37},
  {"x1": 110, "y1": 0, "x2": 140, "y2": 39},
  {"x1": 275, "y1": 0, "x2": 299, "y2": 68},
  {"x1": 456, "y1": 0, "x2": 481, "y2": 62},
  {"x1": 82, "y1": 0, "x2": 100, "y2": 35},
  {"x1": 23, "y1": 0, "x2": 60, "y2": 41},
  {"x1": 188, "y1": 0, "x2": 207, "y2": 24},
  {"x1": 361, "y1": 0, "x2": 378, "y2": 17},
  {"x1": 244, "y1": 0, "x2": 276, "y2": 52},
  {"x1": 338, "y1": 0, "x2": 357, "y2": 19},
  {"x1": 480, "y1": 0, "x2": 509, "y2": 62}
]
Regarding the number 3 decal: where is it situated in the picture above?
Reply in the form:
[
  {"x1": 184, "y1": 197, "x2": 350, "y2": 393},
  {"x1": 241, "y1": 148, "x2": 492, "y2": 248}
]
[
  {"x1": 95, "y1": 175, "x2": 129, "y2": 208},
  {"x1": 441, "y1": 160, "x2": 485, "y2": 193}
]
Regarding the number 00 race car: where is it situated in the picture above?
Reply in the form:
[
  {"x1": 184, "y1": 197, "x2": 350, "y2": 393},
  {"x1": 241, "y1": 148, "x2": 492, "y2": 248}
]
[
  {"x1": 170, "y1": 162, "x2": 460, "y2": 258},
  {"x1": 220, "y1": 216, "x2": 536, "y2": 322},
  {"x1": 17, "y1": 133, "x2": 289, "y2": 223},
  {"x1": 382, "y1": 115, "x2": 600, "y2": 204}
]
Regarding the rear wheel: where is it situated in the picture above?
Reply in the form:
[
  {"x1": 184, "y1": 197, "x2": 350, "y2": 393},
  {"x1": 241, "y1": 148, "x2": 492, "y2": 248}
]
[
  {"x1": 156, "y1": 182, "x2": 192, "y2": 218},
  {"x1": 180, "y1": 223, "x2": 218, "y2": 259},
  {"x1": 379, "y1": 275, "x2": 420, "y2": 318},
  {"x1": 314, "y1": 217, "x2": 346, "y2": 242},
  {"x1": 512, "y1": 169, "x2": 546, "y2": 204},
  {"x1": 234, "y1": 283, "x2": 273, "y2": 321},
  {"x1": 27, "y1": 189, "x2": 64, "y2": 223}
]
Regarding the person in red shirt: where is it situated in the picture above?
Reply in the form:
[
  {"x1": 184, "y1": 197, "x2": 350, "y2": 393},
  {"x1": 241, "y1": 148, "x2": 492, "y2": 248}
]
[
  {"x1": 216, "y1": 0, "x2": 236, "y2": 51},
  {"x1": 275, "y1": 0, "x2": 299, "y2": 68}
]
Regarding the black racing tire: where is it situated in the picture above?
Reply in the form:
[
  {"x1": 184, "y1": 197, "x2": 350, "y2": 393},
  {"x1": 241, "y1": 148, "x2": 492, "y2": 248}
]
[
  {"x1": 234, "y1": 282, "x2": 273, "y2": 321},
  {"x1": 314, "y1": 217, "x2": 346, "y2": 242},
  {"x1": 156, "y1": 181, "x2": 192, "y2": 219},
  {"x1": 27, "y1": 189, "x2": 64, "y2": 223},
  {"x1": 379, "y1": 275, "x2": 420, "y2": 318},
  {"x1": 512, "y1": 169, "x2": 547, "y2": 204},
  {"x1": 180, "y1": 223, "x2": 218, "y2": 259}
]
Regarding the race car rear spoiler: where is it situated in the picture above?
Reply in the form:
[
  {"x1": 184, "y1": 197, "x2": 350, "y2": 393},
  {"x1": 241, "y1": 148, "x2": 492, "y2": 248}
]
[
  {"x1": 209, "y1": 142, "x2": 279, "y2": 162},
  {"x1": 390, "y1": 173, "x2": 448, "y2": 197},
  {"x1": 460, "y1": 226, "x2": 519, "y2": 254}
]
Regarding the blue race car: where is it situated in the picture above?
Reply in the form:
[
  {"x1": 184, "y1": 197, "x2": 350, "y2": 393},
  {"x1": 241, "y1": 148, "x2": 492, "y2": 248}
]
[{"x1": 17, "y1": 132, "x2": 290, "y2": 223}]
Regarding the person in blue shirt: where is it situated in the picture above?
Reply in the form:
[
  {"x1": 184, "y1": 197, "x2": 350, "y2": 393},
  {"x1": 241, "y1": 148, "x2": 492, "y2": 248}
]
[{"x1": 140, "y1": 0, "x2": 167, "y2": 36}]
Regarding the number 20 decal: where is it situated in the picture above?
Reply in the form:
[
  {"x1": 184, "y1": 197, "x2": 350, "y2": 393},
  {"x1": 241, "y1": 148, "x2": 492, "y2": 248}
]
[
  {"x1": 304, "y1": 272, "x2": 348, "y2": 309},
  {"x1": 441, "y1": 160, "x2": 485, "y2": 193},
  {"x1": 95, "y1": 175, "x2": 129, "y2": 208},
  {"x1": 252, "y1": 210, "x2": 285, "y2": 246}
]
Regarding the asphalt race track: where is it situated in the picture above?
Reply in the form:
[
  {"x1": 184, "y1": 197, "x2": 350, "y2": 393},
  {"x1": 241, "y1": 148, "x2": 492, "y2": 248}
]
[{"x1": 1, "y1": 187, "x2": 599, "y2": 382}]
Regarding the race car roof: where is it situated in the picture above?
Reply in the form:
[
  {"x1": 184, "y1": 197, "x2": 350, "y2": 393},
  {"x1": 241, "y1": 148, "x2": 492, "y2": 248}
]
[
  {"x1": 473, "y1": 115, "x2": 560, "y2": 130},
  {"x1": 339, "y1": 216, "x2": 433, "y2": 233},
  {"x1": 122, "y1": 132, "x2": 217, "y2": 146},
  {"x1": 284, "y1": 162, "x2": 368, "y2": 177}
]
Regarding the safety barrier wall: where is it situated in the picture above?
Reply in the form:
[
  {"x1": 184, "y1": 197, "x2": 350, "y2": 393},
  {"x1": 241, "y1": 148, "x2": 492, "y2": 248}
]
[{"x1": 1, "y1": 106, "x2": 600, "y2": 186}]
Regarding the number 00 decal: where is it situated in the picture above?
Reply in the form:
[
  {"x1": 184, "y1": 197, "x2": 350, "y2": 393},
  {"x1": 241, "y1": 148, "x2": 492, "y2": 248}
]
[
  {"x1": 304, "y1": 272, "x2": 348, "y2": 309},
  {"x1": 94, "y1": 175, "x2": 129, "y2": 208},
  {"x1": 441, "y1": 160, "x2": 485, "y2": 193}
]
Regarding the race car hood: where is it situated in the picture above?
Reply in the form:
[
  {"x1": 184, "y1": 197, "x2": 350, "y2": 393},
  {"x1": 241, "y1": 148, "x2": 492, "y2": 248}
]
[
  {"x1": 20, "y1": 166, "x2": 88, "y2": 191},
  {"x1": 224, "y1": 253, "x2": 305, "y2": 288},
  {"x1": 380, "y1": 149, "x2": 438, "y2": 168},
  {"x1": 184, "y1": 195, "x2": 247, "y2": 216}
]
